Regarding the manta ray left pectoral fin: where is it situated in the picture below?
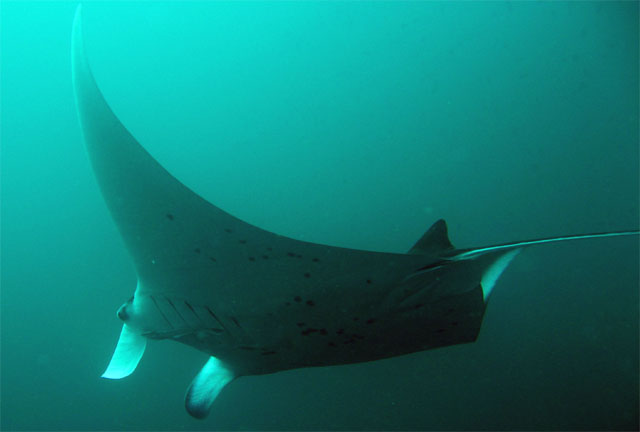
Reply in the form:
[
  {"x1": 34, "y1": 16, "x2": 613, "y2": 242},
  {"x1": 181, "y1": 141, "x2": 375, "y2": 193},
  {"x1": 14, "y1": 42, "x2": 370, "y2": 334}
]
[
  {"x1": 101, "y1": 324, "x2": 147, "y2": 379},
  {"x1": 185, "y1": 357, "x2": 236, "y2": 419}
]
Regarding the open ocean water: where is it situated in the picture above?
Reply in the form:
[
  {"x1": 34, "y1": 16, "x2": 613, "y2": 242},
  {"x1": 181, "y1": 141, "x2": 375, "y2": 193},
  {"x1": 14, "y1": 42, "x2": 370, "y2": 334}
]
[{"x1": 1, "y1": 1, "x2": 638, "y2": 430}]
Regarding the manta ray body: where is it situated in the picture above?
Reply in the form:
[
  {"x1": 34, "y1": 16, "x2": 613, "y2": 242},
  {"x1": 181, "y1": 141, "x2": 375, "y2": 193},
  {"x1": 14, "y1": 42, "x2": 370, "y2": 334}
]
[{"x1": 71, "y1": 6, "x2": 639, "y2": 419}]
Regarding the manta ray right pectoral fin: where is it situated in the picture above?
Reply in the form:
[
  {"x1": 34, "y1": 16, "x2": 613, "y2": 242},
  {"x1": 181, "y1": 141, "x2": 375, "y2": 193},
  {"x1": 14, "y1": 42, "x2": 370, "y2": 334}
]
[
  {"x1": 101, "y1": 324, "x2": 147, "y2": 379},
  {"x1": 185, "y1": 357, "x2": 236, "y2": 419}
]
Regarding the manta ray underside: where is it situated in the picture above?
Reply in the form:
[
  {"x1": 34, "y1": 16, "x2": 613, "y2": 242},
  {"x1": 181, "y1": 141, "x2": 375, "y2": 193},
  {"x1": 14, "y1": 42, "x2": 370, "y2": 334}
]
[{"x1": 71, "y1": 6, "x2": 639, "y2": 419}]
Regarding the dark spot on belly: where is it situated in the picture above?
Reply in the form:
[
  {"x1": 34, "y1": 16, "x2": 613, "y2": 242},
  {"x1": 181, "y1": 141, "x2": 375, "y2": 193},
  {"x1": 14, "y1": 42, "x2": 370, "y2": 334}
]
[
  {"x1": 366, "y1": 279, "x2": 372, "y2": 284},
  {"x1": 239, "y1": 239, "x2": 247, "y2": 244},
  {"x1": 301, "y1": 328, "x2": 319, "y2": 336},
  {"x1": 296, "y1": 254, "x2": 302, "y2": 258},
  {"x1": 414, "y1": 303, "x2": 424, "y2": 309},
  {"x1": 306, "y1": 300, "x2": 315, "y2": 306},
  {"x1": 294, "y1": 296, "x2": 302, "y2": 303},
  {"x1": 297, "y1": 322, "x2": 306, "y2": 327},
  {"x1": 336, "y1": 329, "x2": 345, "y2": 335},
  {"x1": 194, "y1": 248, "x2": 201, "y2": 254},
  {"x1": 304, "y1": 273, "x2": 311, "y2": 278},
  {"x1": 354, "y1": 334, "x2": 365, "y2": 340},
  {"x1": 319, "y1": 329, "x2": 328, "y2": 335},
  {"x1": 248, "y1": 257, "x2": 255, "y2": 262},
  {"x1": 366, "y1": 318, "x2": 376, "y2": 324},
  {"x1": 343, "y1": 339, "x2": 355, "y2": 345},
  {"x1": 209, "y1": 256, "x2": 217, "y2": 262},
  {"x1": 353, "y1": 317, "x2": 359, "y2": 321},
  {"x1": 166, "y1": 213, "x2": 174, "y2": 220},
  {"x1": 261, "y1": 255, "x2": 269, "y2": 260},
  {"x1": 285, "y1": 302, "x2": 291, "y2": 306},
  {"x1": 267, "y1": 247, "x2": 273, "y2": 251},
  {"x1": 437, "y1": 328, "x2": 446, "y2": 333},
  {"x1": 451, "y1": 321, "x2": 459, "y2": 326},
  {"x1": 287, "y1": 252, "x2": 296, "y2": 257},
  {"x1": 261, "y1": 350, "x2": 277, "y2": 355},
  {"x1": 312, "y1": 258, "x2": 320, "y2": 262},
  {"x1": 224, "y1": 228, "x2": 233, "y2": 233},
  {"x1": 328, "y1": 342, "x2": 336, "y2": 347}
]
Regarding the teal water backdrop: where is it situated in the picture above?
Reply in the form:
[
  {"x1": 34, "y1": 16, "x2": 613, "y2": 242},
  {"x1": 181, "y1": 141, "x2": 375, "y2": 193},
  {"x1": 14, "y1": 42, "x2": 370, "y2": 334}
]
[{"x1": 1, "y1": 1, "x2": 638, "y2": 430}]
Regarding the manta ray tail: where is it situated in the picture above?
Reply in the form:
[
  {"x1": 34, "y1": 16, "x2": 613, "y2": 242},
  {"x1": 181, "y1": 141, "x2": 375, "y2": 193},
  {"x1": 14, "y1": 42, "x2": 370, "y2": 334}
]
[
  {"x1": 448, "y1": 229, "x2": 639, "y2": 300},
  {"x1": 407, "y1": 225, "x2": 638, "y2": 301},
  {"x1": 452, "y1": 230, "x2": 640, "y2": 260}
]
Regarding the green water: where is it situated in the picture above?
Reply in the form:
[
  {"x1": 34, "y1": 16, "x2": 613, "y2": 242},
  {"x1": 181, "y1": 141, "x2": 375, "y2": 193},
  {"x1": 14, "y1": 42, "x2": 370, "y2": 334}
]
[{"x1": 1, "y1": 1, "x2": 638, "y2": 430}]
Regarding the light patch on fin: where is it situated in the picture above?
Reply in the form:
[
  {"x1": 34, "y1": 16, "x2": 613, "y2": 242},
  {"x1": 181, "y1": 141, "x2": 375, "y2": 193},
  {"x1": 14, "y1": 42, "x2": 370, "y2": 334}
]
[
  {"x1": 481, "y1": 249, "x2": 521, "y2": 301},
  {"x1": 185, "y1": 357, "x2": 235, "y2": 419},
  {"x1": 101, "y1": 324, "x2": 147, "y2": 379}
]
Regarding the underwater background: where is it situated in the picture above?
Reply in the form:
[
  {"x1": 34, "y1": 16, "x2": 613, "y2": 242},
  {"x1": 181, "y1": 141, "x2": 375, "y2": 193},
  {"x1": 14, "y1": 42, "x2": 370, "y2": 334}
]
[{"x1": 1, "y1": 1, "x2": 638, "y2": 430}]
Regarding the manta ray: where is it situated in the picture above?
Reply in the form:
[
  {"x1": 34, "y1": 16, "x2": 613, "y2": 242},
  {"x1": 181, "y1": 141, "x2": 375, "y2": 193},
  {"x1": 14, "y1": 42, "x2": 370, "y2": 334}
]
[{"x1": 71, "y1": 5, "x2": 638, "y2": 419}]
